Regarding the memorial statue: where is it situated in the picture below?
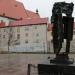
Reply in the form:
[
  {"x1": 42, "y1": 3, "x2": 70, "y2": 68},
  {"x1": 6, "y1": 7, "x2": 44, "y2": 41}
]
[
  {"x1": 51, "y1": 2, "x2": 74, "y2": 63},
  {"x1": 38, "y1": 2, "x2": 75, "y2": 75}
]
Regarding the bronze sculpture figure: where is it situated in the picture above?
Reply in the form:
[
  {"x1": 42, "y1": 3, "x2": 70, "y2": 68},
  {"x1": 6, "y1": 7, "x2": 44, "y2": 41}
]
[
  {"x1": 38, "y1": 2, "x2": 75, "y2": 75},
  {"x1": 51, "y1": 2, "x2": 74, "y2": 63}
]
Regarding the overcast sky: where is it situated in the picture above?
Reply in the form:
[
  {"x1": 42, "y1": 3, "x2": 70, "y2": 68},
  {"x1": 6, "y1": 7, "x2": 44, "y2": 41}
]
[{"x1": 17, "y1": 0, "x2": 75, "y2": 19}]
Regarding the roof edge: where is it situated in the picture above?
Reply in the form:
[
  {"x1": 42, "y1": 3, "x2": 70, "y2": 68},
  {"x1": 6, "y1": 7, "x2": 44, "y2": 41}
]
[{"x1": 0, "y1": 15, "x2": 18, "y2": 20}]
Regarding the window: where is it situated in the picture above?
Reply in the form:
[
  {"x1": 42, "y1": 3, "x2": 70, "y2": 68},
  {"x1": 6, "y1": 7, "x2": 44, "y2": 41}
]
[
  {"x1": 36, "y1": 39, "x2": 39, "y2": 43},
  {"x1": 25, "y1": 33, "x2": 28, "y2": 37},
  {"x1": 25, "y1": 40, "x2": 28, "y2": 44},
  {"x1": 15, "y1": 42, "x2": 20, "y2": 45},
  {"x1": 17, "y1": 34, "x2": 20, "y2": 39},
  {"x1": 15, "y1": 4, "x2": 18, "y2": 7},
  {"x1": 25, "y1": 26, "x2": 29, "y2": 31},
  {"x1": 10, "y1": 27, "x2": 12, "y2": 32},
  {"x1": 34, "y1": 26, "x2": 37, "y2": 29},
  {"x1": 17, "y1": 27, "x2": 20, "y2": 33},
  {"x1": 15, "y1": 34, "x2": 20, "y2": 45},
  {"x1": 4, "y1": 29, "x2": 5, "y2": 32},
  {"x1": 3, "y1": 13, "x2": 5, "y2": 16},
  {"x1": 36, "y1": 33, "x2": 39, "y2": 37},
  {"x1": 3, "y1": 35, "x2": 5, "y2": 38}
]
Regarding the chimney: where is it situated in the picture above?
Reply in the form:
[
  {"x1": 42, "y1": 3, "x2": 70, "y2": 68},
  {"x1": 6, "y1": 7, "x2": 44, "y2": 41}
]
[{"x1": 36, "y1": 9, "x2": 38, "y2": 14}]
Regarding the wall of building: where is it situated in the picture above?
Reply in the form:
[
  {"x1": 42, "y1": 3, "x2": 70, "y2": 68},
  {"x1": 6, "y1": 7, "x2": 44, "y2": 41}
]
[
  {"x1": 0, "y1": 17, "x2": 15, "y2": 52},
  {"x1": 0, "y1": 24, "x2": 47, "y2": 52},
  {"x1": 0, "y1": 27, "x2": 9, "y2": 51},
  {"x1": 47, "y1": 30, "x2": 52, "y2": 52},
  {"x1": 9, "y1": 24, "x2": 47, "y2": 52}
]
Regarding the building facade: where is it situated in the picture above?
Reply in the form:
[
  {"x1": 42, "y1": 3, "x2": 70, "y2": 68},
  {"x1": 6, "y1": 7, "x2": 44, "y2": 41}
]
[
  {"x1": 0, "y1": 18, "x2": 48, "y2": 52},
  {"x1": 0, "y1": 0, "x2": 47, "y2": 52}
]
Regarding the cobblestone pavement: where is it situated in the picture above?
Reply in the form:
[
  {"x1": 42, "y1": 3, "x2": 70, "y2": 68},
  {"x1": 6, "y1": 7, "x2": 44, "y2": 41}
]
[
  {"x1": 0, "y1": 54, "x2": 75, "y2": 75},
  {"x1": 0, "y1": 54, "x2": 50, "y2": 75},
  {"x1": 0, "y1": 39, "x2": 75, "y2": 75}
]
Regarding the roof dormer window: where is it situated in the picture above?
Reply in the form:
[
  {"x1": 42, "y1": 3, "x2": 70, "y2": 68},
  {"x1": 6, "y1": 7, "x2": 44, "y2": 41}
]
[
  {"x1": 15, "y1": 4, "x2": 17, "y2": 7},
  {"x1": 3, "y1": 13, "x2": 5, "y2": 16}
]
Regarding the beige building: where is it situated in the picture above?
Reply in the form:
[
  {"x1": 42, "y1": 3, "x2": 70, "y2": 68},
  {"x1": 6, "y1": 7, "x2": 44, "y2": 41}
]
[
  {"x1": 0, "y1": 18, "x2": 48, "y2": 52},
  {"x1": 0, "y1": 0, "x2": 46, "y2": 52},
  {"x1": 0, "y1": 0, "x2": 50, "y2": 52}
]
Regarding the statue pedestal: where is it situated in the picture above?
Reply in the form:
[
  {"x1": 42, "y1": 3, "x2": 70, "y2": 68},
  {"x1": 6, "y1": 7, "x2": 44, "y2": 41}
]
[
  {"x1": 50, "y1": 53, "x2": 74, "y2": 64},
  {"x1": 38, "y1": 58, "x2": 75, "y2": 75},
  {"x1": 38, "y1": 54, "x2": 75, "y2": 75}
]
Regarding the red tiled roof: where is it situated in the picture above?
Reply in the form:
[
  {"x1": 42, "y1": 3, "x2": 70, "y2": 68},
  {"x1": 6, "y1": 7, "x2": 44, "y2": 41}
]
[
  {"x1": 0, "y1": 0, "x2": 40, "y2": 20},
  {"x1": 26, "y1": 10, "x2": 40, "y2": 19},
  {"x1": 9, "y1": 18, "x2": 48, "y2": 26}
]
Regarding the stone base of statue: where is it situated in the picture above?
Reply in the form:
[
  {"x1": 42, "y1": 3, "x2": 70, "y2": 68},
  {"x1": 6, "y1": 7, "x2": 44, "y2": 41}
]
[
  {"x1": 38, "y1": 59, "x2": 75, "y2": 75},
  {"x1": 50, "y1": 53, "x2": 74, "y2": 64},
  {"x1": 38, "y1": 54, "x2": 75, "y2": 75}
]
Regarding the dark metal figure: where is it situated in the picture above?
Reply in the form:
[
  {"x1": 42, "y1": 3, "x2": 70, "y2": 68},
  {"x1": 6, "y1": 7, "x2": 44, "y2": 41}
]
[
  {"x1": 37, "y1": 2, "x2": 74, "y2": 75},
  {"x1": 51, "y1": 2, "x2": 74, "y2": 58}
]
